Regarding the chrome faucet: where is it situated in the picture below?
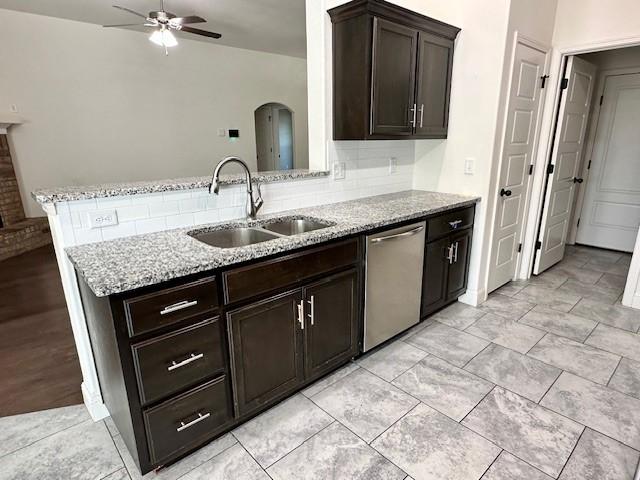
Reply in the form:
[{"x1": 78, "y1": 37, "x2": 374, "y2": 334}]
[{"x1": 209, "y1": 156, "x2": 263, "y2": 220}]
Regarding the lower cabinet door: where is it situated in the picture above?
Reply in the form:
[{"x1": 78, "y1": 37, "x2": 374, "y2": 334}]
[
  {"x1": 421, "y1": 236, "x2": 449, "y2": 317},
  {"x1": 227, "y1": 290, "x2": 304, "y2": 417},
  {"x1": 447, "y1": 229, "x2": 472, "y2": 299},
  {"x1": 302, "y1": 269, "x2": 359, "y2": 381}
]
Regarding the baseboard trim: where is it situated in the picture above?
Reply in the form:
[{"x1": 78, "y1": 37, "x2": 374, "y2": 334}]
[
  {"x1": 82, "y1": 382, "x2": 109, "y2": 421},
  {"x1": 458, "y1": 287, "x2": 488, "y2": 307}
]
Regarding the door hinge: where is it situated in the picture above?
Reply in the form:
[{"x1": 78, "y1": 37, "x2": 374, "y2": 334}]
[
  {"x1": 540, "y1": 75, "x2": 549, "y2": 89},
  {"x1": 600, "y1": 95, "x2": 604, "y2": 106},
  {"x1": 535, "y1": 241, "x2": 542, "y2": 250},
  {"x1": 577, "y1": 218, "x2": 581, "y2": 228},
  {"x1": 517, "y1": 243, "x2": 522, "y2": 253},
  {"x1": 561, "y1": 78, "x2": 569, "y2": 90},
  {"x1": 547, "y1": 164, "x2": 555, "y2": 174},
  {"x1": 528, "y1": 164, "x2": 534, "y2": 175},
  {"x1": 587, "y1": 160, "x2": 592, "y2": 170}
]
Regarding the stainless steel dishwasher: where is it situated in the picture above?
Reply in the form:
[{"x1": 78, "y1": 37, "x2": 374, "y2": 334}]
[{"x1": 364, "y1": 221, "x2": 426, "y2": 351}]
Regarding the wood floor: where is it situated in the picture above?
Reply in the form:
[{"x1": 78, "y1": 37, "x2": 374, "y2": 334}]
[{"x1": 0, "y1": 245, "x2": 83, "y2": 417}]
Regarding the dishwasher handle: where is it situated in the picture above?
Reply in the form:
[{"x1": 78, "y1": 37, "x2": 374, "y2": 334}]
[{"x1": 371, "y1": 226, "x2": 424, "y2": 243}]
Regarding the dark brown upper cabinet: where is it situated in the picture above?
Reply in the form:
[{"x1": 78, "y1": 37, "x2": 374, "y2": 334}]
[{"x1": 329, "y1": 0, "x2": 459, "y2": 140}]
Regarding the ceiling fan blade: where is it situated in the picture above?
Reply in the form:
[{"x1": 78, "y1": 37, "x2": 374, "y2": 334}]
[
  {"x1": 170, "y1": 15, "x2": 206, "y2": 25},
  {"x1": 112, "y1": 5, "x2": 148, "y2": 19},
  {"x1": 179, "y1": 26, "x2": 222, "y2": 39},
  {"x1": 103, "y1": 23, "x2": 145, "y2": 27}
]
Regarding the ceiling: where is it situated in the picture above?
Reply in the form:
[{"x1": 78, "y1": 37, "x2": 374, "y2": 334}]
[{"x1": 0, "y1": 0, "x2": 307, "y2": 58}]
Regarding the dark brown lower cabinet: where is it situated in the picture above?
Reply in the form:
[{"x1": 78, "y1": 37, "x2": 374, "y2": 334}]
[
  {"x1": 421, "y1": 207, "x2": 475, "y2": 318},
  {"x1": 303, "y1": 270, "x2": 359, "y2": 381},
  {"x1": 227, "y1": 268, "x2": 359, "y2": 417},
  {"x1": 227, "y1": 290, "x2": 304, "y2": 417}
]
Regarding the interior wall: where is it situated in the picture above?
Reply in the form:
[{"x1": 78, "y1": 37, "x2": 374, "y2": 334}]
[
  {"x1": 0, "y1": 8, "x2": 309, "y2": 217},
  {"x1": 410, "y1": 0, "x2": 558, "y2": 303}
]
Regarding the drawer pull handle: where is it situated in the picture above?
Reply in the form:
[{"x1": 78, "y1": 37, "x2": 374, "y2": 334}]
[
  {"x1": 176, "y1": 412, "x2": 210, "y2": 432},
  {"x1": 167, "y1": 353, "x2": 204, "y2": 371},
  {"x1": 160, "y1": 300, "x2": 198, "y2": 315},
  {"x1": 448, "y1": 220, "x2": 463, "y2": 229}
]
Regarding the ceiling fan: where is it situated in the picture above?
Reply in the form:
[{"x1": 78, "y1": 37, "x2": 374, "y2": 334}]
[{"x1": 104, "y1": 1, "x2": 222, "y2": 55}]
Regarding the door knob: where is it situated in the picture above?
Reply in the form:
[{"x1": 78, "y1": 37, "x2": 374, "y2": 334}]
[
  {"x1": 573, "y1": 177, "x2": 584, "y2": 184},
  {"x1": 500, "y1": 188, "x2": 512, "y2": 197}
]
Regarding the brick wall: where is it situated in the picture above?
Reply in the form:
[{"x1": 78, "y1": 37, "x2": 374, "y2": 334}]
[
  {"x1": 0, "y1": 132, "x2": 52, "y2": 260},
  {"x1": 0, "y1": 133, "x2": 25, "y2": 226}
]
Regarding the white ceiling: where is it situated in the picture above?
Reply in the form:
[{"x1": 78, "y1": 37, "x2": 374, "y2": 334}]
[{"x1": 0, "y1": 0, "x2": 307, "y2": 58}]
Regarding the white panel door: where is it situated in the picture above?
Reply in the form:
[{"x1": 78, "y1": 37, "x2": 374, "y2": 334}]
[
  {"x1": 488, "y1": 41, "x2": 547, "y2": 292},
  {"x1": 576, "y1": 73, "x2": 640, "y2": 252},
  {"x1": 534, "y1": 56, "x2": 597, "y2": 274}
]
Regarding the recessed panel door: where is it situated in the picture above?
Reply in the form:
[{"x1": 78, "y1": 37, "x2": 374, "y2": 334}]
[
  {"x1": 576, "y1": 73, "x2": 640, "y2": 252},
  {"x1": 534, "y1": 56, "x2": 597, "y2": 274},
  {"x1": 488, "y1": 41, "x2": 547, "y2": 292},
  {"x1": 370, "y1": 18, "x2": 418, "y2": 136}
]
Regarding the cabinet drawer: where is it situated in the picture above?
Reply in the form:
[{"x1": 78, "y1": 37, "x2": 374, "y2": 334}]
[
  {"x1": 427, "y1": 207, "x2": 474, "y2": 241},
  {"x1": 223, "y1": 239, "x2": 359, "y2": 304},
  {"x1": 124, "y1": 277, "x2": 219, "y2": 337},
  {"x1": 132, "y1": 319, "x2": 226, "y2": 405},
  {"x1": 144, "y1": 377, "x2": 233, "y2": 465}
]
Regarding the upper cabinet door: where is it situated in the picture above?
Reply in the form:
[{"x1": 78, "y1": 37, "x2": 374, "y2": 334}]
[
  {"x1": 370, "y1": 18, "x2": 418, "y2": 137},
  {"x1": 302, "y1": 269, "x2": 358, "y2": 381},
  {"x1": 414, "y1": 31, "x2": 454, "y2": 137}
]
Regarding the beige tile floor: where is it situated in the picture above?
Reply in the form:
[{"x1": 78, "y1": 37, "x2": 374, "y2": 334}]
[{"x1": 1, "y1": 245, "x2": 640, "y2": 480}]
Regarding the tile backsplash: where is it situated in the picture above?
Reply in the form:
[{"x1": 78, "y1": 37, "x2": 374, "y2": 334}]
[{"x1": 55, "y1": 141, "x2": 415, "y2": 246}]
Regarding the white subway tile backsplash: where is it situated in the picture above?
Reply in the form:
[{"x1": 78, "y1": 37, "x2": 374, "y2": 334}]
[
  {"x1": 55, "y1": 141, "x2": 416, "y2": 246},
  {"x1": 166, "y1": 213, "x2": 195, "y2": 229},
  {"x1": 149, "y1": 201, "x2": 179, "y2": 218},
  {"x1": 193, "y1": 210, "x2": 219, "y2": 225},
  {"x1": 116, "y1": 204, "x2": 150, "y2": 222},
  {"x1": 101, "y1": 222, "x2": 137, "y2": 241}
]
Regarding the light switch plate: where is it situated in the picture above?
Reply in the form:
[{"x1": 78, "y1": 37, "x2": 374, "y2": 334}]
[
  {"x1": 389, "y1": 157, "x2": 398, "y2": 174},
  {"x1": 333, "y1": 161, "x2": 346, "y2": 180},
  {"x1": 464, "y1": 157, "x2": 475, "y2": 175},
  {"x1": 88, "y1": 210, "x2": 118, "y2": 229},
  {"x1": 217, "y1": 128, "x2": 226, "y2": 137}
]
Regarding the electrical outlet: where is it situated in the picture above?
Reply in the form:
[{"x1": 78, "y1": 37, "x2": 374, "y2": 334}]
[
  {"x1": 333, "y1": 161, "x2": 346, "y2": 180},
  {"x1": 88, "y1": 210, "x2": 118, "y2": 229},
  {"x1": 464, "y1": 157, "x2": 475, "y2": 175},
  {"x1": 389, "y1": 157, "x2": 398, "y2": 174},
  {"x1": 10, "y1": 104, "x2": 18, "y2": 113}
]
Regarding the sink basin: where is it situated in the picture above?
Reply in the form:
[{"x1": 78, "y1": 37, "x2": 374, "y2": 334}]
[
  {"x1": 191, "y1": 227, "x2": 279, "y2": 249},
  {"x1": 262, "y1": 218, "x2": 333, "y2": 236}
]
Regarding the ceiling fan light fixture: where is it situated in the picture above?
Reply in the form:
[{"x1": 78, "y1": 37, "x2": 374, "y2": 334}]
[{"x1": 149, "y1": 28, "x2": 178, "y2": 47}]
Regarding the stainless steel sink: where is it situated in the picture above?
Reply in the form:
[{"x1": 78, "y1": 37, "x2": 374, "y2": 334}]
[
  {"x1": 261, "y1": 218, "x2": 333, "y2": 236},
  {"x1": 190, "y1": 227, "x2": 279, "y2": 249}
]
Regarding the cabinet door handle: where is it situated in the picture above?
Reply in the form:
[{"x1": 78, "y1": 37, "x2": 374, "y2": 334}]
[
  {"x1": 160, "y1": 300, "x2": 198, "y2": 315},
  {"x1": 453, "y1": 241, "x2": 459, "y2": 263},
  {"x1": 308, "y1": 295, "x2": 315, "y2": 326},
  {"x1": 419, "y1": 104, "x2": 424, "y2": 128},
  {"x1": 176, "y1": 412, "x2": 210, "y2": 432},
  {"x1": 409, "y1": 103, "x2": 417, "y2": 127},
  {"x1": 446, "y1": 244, "x2": 454, "y2": 264},
  {"x1": 167, "y1": 353, "x2": 204, "y2": 372},
  {"x1": 297, "y1": 301, "x2": 304, "y2": 330}
]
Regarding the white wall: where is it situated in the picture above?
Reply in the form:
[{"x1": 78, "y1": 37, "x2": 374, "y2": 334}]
[
  {"x1": 553, "y1": 0, "x2": 640, "y2": 48},
  {"x1": 411, "y1": 0, "x2": 511, "y2": 304},
  {"x1": 0, "y1": 8, "x2": 309, "y2": 218}
]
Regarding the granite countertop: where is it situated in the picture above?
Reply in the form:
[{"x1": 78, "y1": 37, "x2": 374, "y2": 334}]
[
  {"x1": 31, "y1": 169, "x2": 329, "y2": 205},
  {"x1": 66, "y1": 190, "x2": 480, "y2": 297}
]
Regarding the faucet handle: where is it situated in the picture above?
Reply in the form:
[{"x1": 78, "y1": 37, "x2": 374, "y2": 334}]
[{"x1": 254, "y1": 181, "x2": 264, "y2": 211}]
